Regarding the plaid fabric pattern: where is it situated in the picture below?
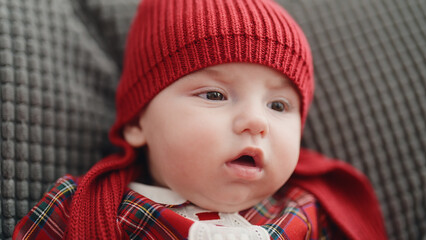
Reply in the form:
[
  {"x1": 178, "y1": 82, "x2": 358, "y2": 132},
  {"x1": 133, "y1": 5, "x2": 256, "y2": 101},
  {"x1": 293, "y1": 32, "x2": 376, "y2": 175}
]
[
  {"x1": 117, "y1": 192, "x2": 192, "y2": 239},
  {"x1": 13, "y1": 175, "x2": 77, "y2": 240},
  {"x1": 14, "y1": 175, "x2": 332, "y2": 239},
  {"x1": 241, "y1": 186, "x2": 331, "y2": 240}
]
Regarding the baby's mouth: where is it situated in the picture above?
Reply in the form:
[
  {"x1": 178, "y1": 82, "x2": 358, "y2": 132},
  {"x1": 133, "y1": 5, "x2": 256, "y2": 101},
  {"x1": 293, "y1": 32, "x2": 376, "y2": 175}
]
[
  {"x1": 225, "y1": 148, "x2": 264, "y2": 180},
  {"x1": 230, "y1": 155, "x2": 257, "y2": 167}
]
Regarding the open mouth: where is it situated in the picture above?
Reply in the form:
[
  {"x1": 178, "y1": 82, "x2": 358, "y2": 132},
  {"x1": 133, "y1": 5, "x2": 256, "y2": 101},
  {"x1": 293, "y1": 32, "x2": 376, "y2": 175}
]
[
  {"x1": 230, "y1": 155, "x2": 257, "y2": 167},
  {"x1": 228, "y1": 147, "x2": 264, "y2": 168},
  {"x1": 225, "y1": 148, "x2": 264, "y2": 180}
]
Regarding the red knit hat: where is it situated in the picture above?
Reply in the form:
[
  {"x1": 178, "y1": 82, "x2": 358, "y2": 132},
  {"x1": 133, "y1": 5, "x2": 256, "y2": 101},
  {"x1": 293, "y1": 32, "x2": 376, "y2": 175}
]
[
  {"x1": 66, "y1": 0, "x2": 314, "y2": 238},
  {"x1": 110, "y1": 0, "x2": 314, "y2": 144}
]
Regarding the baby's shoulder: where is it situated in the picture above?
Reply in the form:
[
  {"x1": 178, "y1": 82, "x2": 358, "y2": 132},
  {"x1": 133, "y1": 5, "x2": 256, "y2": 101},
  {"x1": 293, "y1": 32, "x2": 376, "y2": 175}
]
[
  {"x1": 40, "y1": 174, "x2": 80, "y2": 203},
  {"x1": 273, "y1": 184, "x2": 318, "y2": 208},
  {"x1": 50, "y1": 174, "x2": 80, "y2": 193},
  {"x1": 13, "y1": 174, "x2": 80, "y2": 239}
]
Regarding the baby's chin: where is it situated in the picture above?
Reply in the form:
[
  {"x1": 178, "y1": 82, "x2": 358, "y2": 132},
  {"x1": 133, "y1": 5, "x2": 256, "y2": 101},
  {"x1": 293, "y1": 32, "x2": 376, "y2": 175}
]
[{"x1": 189, "y1": 194, "x2": 268, "y2": 213}]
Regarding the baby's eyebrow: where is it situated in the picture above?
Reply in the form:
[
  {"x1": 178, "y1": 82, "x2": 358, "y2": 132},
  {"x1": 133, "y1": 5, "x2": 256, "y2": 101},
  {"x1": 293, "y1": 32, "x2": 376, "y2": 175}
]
[
  {"x1": 198, "y1": 67, "x2": 292, "y2": 89},
  {"x1": 198, "y1": 68, "x2": 231, "y2": 84},
  {"x1": 201, "y1": 68, "x2": 225, "y2": 78},
  {"x1": 267, "y1": 77, "x2": 293, "y2": 89}
]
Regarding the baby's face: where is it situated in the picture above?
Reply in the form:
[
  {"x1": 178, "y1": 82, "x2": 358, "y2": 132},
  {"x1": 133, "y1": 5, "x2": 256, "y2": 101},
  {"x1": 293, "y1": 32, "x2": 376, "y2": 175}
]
[{"x1": 124, "y1": 63, "x2": 301, "y2": 212}]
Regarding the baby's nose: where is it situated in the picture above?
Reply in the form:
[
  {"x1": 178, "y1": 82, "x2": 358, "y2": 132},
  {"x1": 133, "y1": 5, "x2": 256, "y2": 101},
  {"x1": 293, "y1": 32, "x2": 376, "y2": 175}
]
[{"x1": 232, "y1": 106, "x2": 269, "y2": 137}]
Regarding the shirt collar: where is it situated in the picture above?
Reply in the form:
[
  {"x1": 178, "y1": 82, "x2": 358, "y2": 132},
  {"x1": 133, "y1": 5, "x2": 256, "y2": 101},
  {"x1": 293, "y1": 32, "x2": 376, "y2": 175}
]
[{"x1": 128, "y1": 182, "x2": 187, "y2": 205}]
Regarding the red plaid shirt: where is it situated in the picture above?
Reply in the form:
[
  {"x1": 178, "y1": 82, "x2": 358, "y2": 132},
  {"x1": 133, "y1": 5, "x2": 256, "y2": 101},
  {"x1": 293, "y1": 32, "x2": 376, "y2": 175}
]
[{"x1": 14, "y1": 175, "x2": 334, "y2": 239}]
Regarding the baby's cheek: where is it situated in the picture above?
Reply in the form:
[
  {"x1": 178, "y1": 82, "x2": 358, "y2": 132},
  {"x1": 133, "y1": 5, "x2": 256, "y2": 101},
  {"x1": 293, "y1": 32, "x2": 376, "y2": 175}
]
[{"x1": 269, "y1": 144, "x2": 300, "y2": 181}]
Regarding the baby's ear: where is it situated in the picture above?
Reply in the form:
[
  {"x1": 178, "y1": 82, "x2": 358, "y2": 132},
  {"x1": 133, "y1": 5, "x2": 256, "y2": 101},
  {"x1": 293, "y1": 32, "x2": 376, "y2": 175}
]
[{"x1": 123, "y1": 122, "x2": 147, "y2": 147}]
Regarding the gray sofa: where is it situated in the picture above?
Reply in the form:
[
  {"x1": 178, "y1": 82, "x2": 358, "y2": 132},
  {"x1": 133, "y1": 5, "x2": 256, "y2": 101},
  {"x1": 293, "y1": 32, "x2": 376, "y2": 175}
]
[{"x1": 1, "y1": 0, "x2": 424, "y2": 239}]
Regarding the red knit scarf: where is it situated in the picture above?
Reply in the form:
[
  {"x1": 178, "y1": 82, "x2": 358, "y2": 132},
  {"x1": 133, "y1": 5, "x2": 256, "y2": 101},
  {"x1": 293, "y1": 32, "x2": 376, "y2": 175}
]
[
  {"x1": 64, "y1": 137, "x2": 140, "y2": 239},
  {"x1": 291, "y1": 149, "x2": 387, "y2": 239},
  {"x1": 64, "y1": 146, "x2": 387, "y2": 239}
]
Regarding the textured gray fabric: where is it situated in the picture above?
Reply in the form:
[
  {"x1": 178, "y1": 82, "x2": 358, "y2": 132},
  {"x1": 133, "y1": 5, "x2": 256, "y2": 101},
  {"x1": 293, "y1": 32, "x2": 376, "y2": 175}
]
[
  {"x1": 276, "y1": 0, "x2": 426, "y2": 239},
  {"x1": 1, "y1": 0, "x2": 425, "y2": 239},
  {"x1": 0, "y1": 0, "x2": 118, "y2": 238}
]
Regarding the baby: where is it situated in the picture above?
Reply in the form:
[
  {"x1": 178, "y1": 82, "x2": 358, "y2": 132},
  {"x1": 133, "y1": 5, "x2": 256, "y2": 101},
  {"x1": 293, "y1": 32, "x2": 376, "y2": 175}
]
[
  {"x1": 124, "y1": 62, "x2": 302, "y2": 213},
  {"x1": 14, "y1": 0, "x2": 387, "y2": 239}
]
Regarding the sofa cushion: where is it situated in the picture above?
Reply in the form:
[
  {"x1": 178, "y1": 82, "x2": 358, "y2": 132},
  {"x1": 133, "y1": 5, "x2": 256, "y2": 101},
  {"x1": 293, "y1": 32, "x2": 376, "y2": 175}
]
[{"x1": 1, "y1": 0, "x2": 424, "y2": 239}]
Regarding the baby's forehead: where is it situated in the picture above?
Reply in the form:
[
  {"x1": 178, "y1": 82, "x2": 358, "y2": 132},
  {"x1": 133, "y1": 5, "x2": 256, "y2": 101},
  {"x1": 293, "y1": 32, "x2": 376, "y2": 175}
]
[{"x1": 186, "y1": 63, "x2": 295, "y2": 89}]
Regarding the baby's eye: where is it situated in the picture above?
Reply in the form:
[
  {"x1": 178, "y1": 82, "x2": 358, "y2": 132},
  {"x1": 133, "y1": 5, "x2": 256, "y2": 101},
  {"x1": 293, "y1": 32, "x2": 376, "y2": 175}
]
[
  {"x1": 199, "y1": 91, "x2": 226, "y2": 101},
  {"x1": 267, "y1": 100, "x2": 289, "y2": 112}
]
